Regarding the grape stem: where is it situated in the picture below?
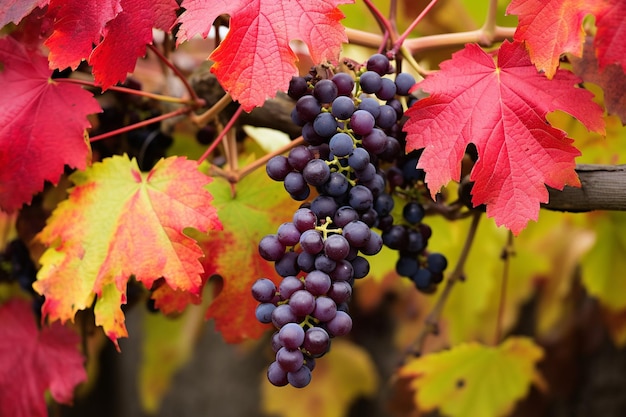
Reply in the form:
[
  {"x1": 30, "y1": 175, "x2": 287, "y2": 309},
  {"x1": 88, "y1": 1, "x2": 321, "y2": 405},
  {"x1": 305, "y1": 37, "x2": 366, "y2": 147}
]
[
  {"x1": 197, "y1": 105, "x2": 244, "y2": 165},
  {"x1": 147, "y1": 43, "x2": 203, "y2": 105},
  {"x1": 494, "y1": 231, "x2": 514, "y2": 345},
  {"x1": 403, "y1": 211, "x2": 482, "y2": 359},
  {"x1": 390, "y1": 0, "x2": 440, "y2": 56}
]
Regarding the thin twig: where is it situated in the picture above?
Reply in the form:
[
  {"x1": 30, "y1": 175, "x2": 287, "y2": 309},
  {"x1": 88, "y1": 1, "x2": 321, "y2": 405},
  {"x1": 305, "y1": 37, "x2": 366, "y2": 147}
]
[
  {"x1": 147, "y1": 43, "x2": 203, "y2": 104},
  {"x1": 190, "y1": 94, "x2": 233, "y2": 128},
  {"x1": 404, "y1": 211, "x2": 482, "y2": 359},
  {"x1": 197, "y1": 105, "x2": 244, "y2": 165},
  {"x1": 89, "y1": 107, "x2": 192, "y2": 142},
  {"x1": 495, "y1": 231, "x2": 514, "y2": 345},
  {"x1": 391, "y1": 0, "x2": 440, "y2": 56}
]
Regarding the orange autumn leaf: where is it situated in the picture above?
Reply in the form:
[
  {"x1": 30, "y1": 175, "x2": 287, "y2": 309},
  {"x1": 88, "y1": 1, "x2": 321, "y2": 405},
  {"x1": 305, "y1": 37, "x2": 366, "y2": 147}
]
[{"x1": 34, "y1": 155, "x2": 222, "y2": 347}]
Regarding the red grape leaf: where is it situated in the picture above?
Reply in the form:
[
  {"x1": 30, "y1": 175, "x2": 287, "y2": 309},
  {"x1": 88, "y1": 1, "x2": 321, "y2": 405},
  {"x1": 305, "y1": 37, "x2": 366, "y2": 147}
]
[
  {"x1": 177, "y1": 0, "x2": 351, "y2": 111},
  {"x1": 506, "y1": 0, "x2": 598, "y2": 78},
  {"x1": 198, "y1": 167, "x2": 302, "y2": 343},
  {"x1": 0, "y1": 299, "x2": 86, "y2": 417},
  {"x1": 571, "y1": 37, "x2": 626, "y2": 125},
  {"x1": 88, "y1": 0, "x2": 178, "y2": 89},
  {"x1": 404, "y1": 41, "x2": 605, "y2": 235},
  {"x1": 0, "y1": 0, "x2": 48, "y2": 27},
  {"x1": 0, "y1": 36, "x2": 101, "y2": 212},
  {"x1": 594, "y1": 0, "x2": 626, "y2": 73},
  {"x1": 44, "y1": 0, "x2": 122, "y2": 71},
  {"x1": 33, "y1": 155, "x2": 222, "y2": 347}
]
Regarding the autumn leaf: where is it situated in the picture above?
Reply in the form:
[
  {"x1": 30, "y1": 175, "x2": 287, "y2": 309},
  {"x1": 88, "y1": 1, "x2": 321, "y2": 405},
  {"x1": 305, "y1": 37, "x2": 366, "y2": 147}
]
[
  {"x1": 571, "y1": 38, "x2": 626, "y2": 125},
  {"x1": 177, "y1": 0, "x2": 351, "y2": 111},
  {"x1": 594, "y1": 0, "x2": 626, "y2": 73},
  {"x1": 0, "y1": 0, "x2": 47, "y2": 27},
  {"x1": 199, "y1": 167, "x2": 302, "y2": 343},
  {"x1": 0, "y1": 298, "x2": 87, "y2": 417},
  {"x1": 403, "y1": 40, "x2": 605, "y2": 235},
  {"x1": 0, "y1": 35, "x2": 101, "y2": 212},
  {"x1": 261, "y1": 339, "x2": 377, "y2": 417},
  {"x1": 33, "y1": 155, "x2": 222, "y2": 347},
  {"x1": 399, "y1": 337, "x2": 544, "y2": 417},
  {"x1": 44, "y1": 0, "x2": 122, "y2": 71}
]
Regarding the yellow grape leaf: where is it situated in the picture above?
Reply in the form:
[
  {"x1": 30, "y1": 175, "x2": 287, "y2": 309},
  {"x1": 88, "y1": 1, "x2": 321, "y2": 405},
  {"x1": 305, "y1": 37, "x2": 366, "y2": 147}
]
[
  {"x1": 399, "y1": 337, "x2": 544, "y2": 417},
  {"x1": 199, "y1": 167, "x2": 302, "y2": 343},
  {"x1": 581, "y1": 212, "x2": 626, "y2": 310},
  {"x1": 34, "y1": 155, "x2": 222, "y2": 347},
  {"x1": 261, "y1": 339, "x2": 378, "y2": 417}
]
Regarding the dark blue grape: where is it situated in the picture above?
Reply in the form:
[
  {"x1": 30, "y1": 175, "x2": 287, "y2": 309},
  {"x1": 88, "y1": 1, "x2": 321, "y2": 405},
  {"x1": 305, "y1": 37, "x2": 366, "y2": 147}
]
[
  {"x1": 350, "y1": 110, "x2": 375, "y2": 135},
  {"x1": 362, "y1": 128, "x2": 387, "y2": 154},
  {"x1": 302, "y1": 122, "x2": 326, "y2": 146},
  {"x1": 349, "y1": 185, "x2": 373, "y2": 211},
  {"x1": 359, "y1": 71, "x2": 382, "y2": 94},
  {"x1": 376, "y1": 77, "x2": 397, "y2": 100},
  {"x1": 324, "y1": 172, "x2": 349, "y2": 197},
  {"x1": 358, "y1": 97, "x2": 381, "y2": 119},
  {"x1": 366, "y1": 53, "x2": 390, "y2": 75},
  {"x1": 329, "y1": 132, "x2": 354, "y2": 157},
  {"x1": 266, "y1": 155, "x2": 291, "y2": 181},
  {"x1": 411, "y1": 268, "x2": 433, "y2": 290},
  {"x1": 374, "y1": 193, "x2": 394, "y2": 216},
  {"x1": 333, "y1": 206, "x2": 360, "y2": 227},
  {"x1": 332, "y1": 72, "x2": 355, "y2": 96},
  {"x1": 274, "y1": 251, "x2": 300, "y2": 277},
  {"x1": 427, "y1": 253, "x2": 448, "y2": 273},
  {"x1": 331, "y1": 96, "x2": 355, "y2": 119},
  {"x1": 403, "y1": 201, "x2": 425, "y2": 224},
  {"x1": 376, "y1": 104, "x2": 397, "y2": 129},
  {"x1": 382, "y1": 225, "x2": 407, "y2": 250},
  {"x1": 313, "y1": 112, "x2": 338, "y2": 138},
  {"x1": 395, "y1": 72, "x2": 416, "y2": 95},
  {"x1": 313, "y1": 79, "x2": 338, "y2": 103},
  {"x1": 396, "y1": 256, "x2": 419, "y2": 277},
  {"x1": 284, "y1": 172, "x2": 309, "y2": 196},
  {"x1": 310, "y1": 195, "x2": 338, "y2": 219},
  {"x1": 288, "y1": 146, "x2": 313, "y2": 172},
  {"x1": 303, "y1": 158, "x2": 330, "y2": 186},
  {"x1": 296, "y1": 95, "x2": 321, "y2": 122},
  {"x1": 259, "y1": 234, "x2": 285, "y2": 261},
  {"x1": 255, "y1": 303, "x2": 276, "y2": 323}
]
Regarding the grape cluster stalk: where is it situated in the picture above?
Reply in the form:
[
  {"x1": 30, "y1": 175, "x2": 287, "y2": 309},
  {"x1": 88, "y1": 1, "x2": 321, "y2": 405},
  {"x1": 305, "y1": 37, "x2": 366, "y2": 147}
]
[{"x1": 252, "y1": 54, "x2": 449, "y2": 387}]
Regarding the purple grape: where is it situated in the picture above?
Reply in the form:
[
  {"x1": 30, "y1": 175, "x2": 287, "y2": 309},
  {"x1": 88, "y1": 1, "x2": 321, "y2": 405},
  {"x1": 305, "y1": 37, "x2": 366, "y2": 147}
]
[
  {"x1": 362, "y1": 128, "x2": 387, "y2": 154},
  {"x1": 274, "y1": 251, "x2": 300, "y2": 277},
  {"x1": 277, "y1": 347, "x2": 304, "y2": 372},
  {"x1": 313, "y1": 296, "x2": 337, "y2": 322},
  {"x1": 354, "y1": 163, "x2": 377, "y2": 183},
  {"x1": 348, "y1": 147, "x2": 370, "y2": 171},
  {"x1": 328, "y1": 281, "x2": 352, "y2": 304},
  {"x1": 251, "y1": 278, "x2": 277, "y2": 302},
  {"x1": 310, "y1": 195, "x2": 338, "y2": 220},
  {"x1": 359, "y1": 71, "x2": 382, "y2": 94},
  {"x1": 333, "y1": 206, "x2": 360, "y2": 227},
  {"x1": 375, "y1": 104, "x2": 397, "y2": 129},
  {"x1": 284, "y1": 172, "x2": 308, "y2": 196},
  {"x1": 324, "y1": 172, "x2": 349, "y2": 197},
  {"x1": 297, "y1": 251, "x2": 316, "y2": 273},
  {"x1": 360, "y1": 230, "x2": 383, "y2": 256},
  {"x1": 331, "y1": 96, "x2": 355, "y2": 119},
  {"x1": 329, "y1": 259, "x2": 354, "y2": 282},
  {"x1": 358, "y1": 97, "x2": 381, "y2": 118},
  {"x1": 403, "y1": 201, "x2": 425, "y2": 224},
  {"x1": 288, "y1": 76, "x2": 309, "y2": 99},
  {"x1": 332, "y1": 72, "x2": 355, "y2": 96},
  {"x1": 349, "y1": 185, "x2": 373, "y2": 211},
  {"x1": 376, "y1": 77, "x2": 397, "y2": 100},
  {"x1": 267, "y1": 361, "x2": 288, "y2": 386},
  {"x1": 313, "y1": 112, "x2": 338, "y2": 137},
  {"x1": 293, "y1": 208, "x2": 317, "y2": 232},
  {"x1": 303, "y1": 158, "x2": 331, "y2": 186},
  {"x1": 329, "y1": 132, "x2": 355, "y2": 157},
  {"x1": 313, "y1": 79, "x2": 338, "y2": 103},
  {"x1": 326, "y1": 310, "x2": 352, "y2": 337},
  {"x1": 351, "y1": 256, "x2": 370, "y2": 278},
  {"x1": 288, "y1": 146, "x2": 313, "y2": 172},
  {"x1": 302, "y1": 122, "x2": 326, "y2": 145},
  {"x1": 289, "y1": 289, "x2": 316, "y2": 316},
  {"x1": 258, "y1": 234, "x2": 285, "y2": 261},
  {"x1": 287, "y1": 365, "x2": 312, "y2": 388},
  {"x1": 272, "y1": 304, "x2": 298, "y2": 328},
  {"x1": 343, "y1": 220, "x2": 370, "y2": 247},
  {"x1": 304, "y1": 270, "x2": 332, "y2": 296},
  {"x1": 382, "y1": 225, "x2": 408, "y2": 250},
  {"x1": 350, "y1": 109, "x2": 375, "y2": 135},
  {"x1": 300, "y1": 229, "x2": 324, "y2": 254},
  {"x1": 412, "y1": 268, "x2": 433, "y2": 290},
  {"x1": 277, "y1": 222, "x2": 301, "y2": 246},
  {"x1": 396, "y1": 256, "x2": 419, "y2": 277},
  {"x1": 266, "y1": 155, "x2": 292, "y2": 181},
  {"x1": 366, "y1": 53, "x2": 390, "y2": 75},
  {"x1": 303, "y1": 327, "x2": 330, "y2": 356},
  {"x1": 314, "y1": 254, "x2": 336, "y2": 273},
  {"x1": 406, "y1": 229, "x2": 426, "y2": 252},
  {"x1": 395, "y1": 72, "x2": 416, "y2": 95},
  {"x1": 374, "y1": 193, "x2": 394, "y2": 216},
  {"x1": 427, "y1": 253, "x2": 448, "y2": 273},
  {"x1": 324, "y1": 234, "x2": 350, "y2": 261},
  {"x1": 295, "y1": 95, "x2": 321, "y2": 122},
  {"x1": 278, "y1": 322, "x2": 305, "y2": 349},
  {"x1": 279, "y1": 275, "x2": 304, "y2": 299},
  {"x1": 255, "y1": 303, "x2": 276, "y2": 323}
]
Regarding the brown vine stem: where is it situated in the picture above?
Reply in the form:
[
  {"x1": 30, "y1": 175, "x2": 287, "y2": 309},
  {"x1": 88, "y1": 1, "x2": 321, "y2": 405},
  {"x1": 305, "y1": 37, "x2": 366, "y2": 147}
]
[
  {"x1": 237, "y1": 136, "x2": 306, "y2": 181},
  {"x1": 403, "y1": 211, "x2": 482, "y2": 360},
  {"x1": 189, "y1": 93, "x2": 234, "y2": 128},
  {"x1": 56, "y1": 78, "x2": 196, "y2": 105},
  {"x1": 495, "y1": 231, "x2": 514, "y2": 345},
  {"x1": 481, "y1": 0, "x2": 499, "y2": 40}
]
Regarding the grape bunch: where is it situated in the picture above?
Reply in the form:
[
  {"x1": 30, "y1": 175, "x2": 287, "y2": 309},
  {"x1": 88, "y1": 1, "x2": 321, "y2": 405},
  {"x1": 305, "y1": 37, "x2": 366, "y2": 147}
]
[{"x1": 253, "y1": 53, "x2": 449, "y2": 387}]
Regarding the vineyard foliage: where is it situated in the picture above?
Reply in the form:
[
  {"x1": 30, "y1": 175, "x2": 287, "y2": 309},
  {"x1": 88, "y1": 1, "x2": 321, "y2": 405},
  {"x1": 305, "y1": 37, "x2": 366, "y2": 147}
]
[{"x1": 1, "y1": 0, "x2": 626, "y2": 416}]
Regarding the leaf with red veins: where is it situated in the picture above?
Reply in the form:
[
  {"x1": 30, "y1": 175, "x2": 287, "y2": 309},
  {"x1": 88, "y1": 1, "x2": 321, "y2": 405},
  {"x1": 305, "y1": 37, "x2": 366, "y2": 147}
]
[
  {"x1": 0, "y1": 36, "x2": 101, "y2": 212},
  {"x1": 89, "y1": 0, "x2": 178, "y2": 89},
  {"x1": 0, "y1": 0, "x2": 48, "y2": 27},
  {"x1": 177, "y1": 0, "x2": 351, "y2": 111},
  {"x1": 404, "y1": 41, "x2": 604, "y2": 235},
  {"x1": 45, "y1": 0, "x2": 122, "y2": 71},
  {"x1": 0, "y1": 299, "x2": 86, "y2": 417},
  {"x1": 507, "y1": 0, "x2": 595, "y2": 78},
  {"x1": 594, "y1": 0, "x2": 626, "y2": 73}
]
